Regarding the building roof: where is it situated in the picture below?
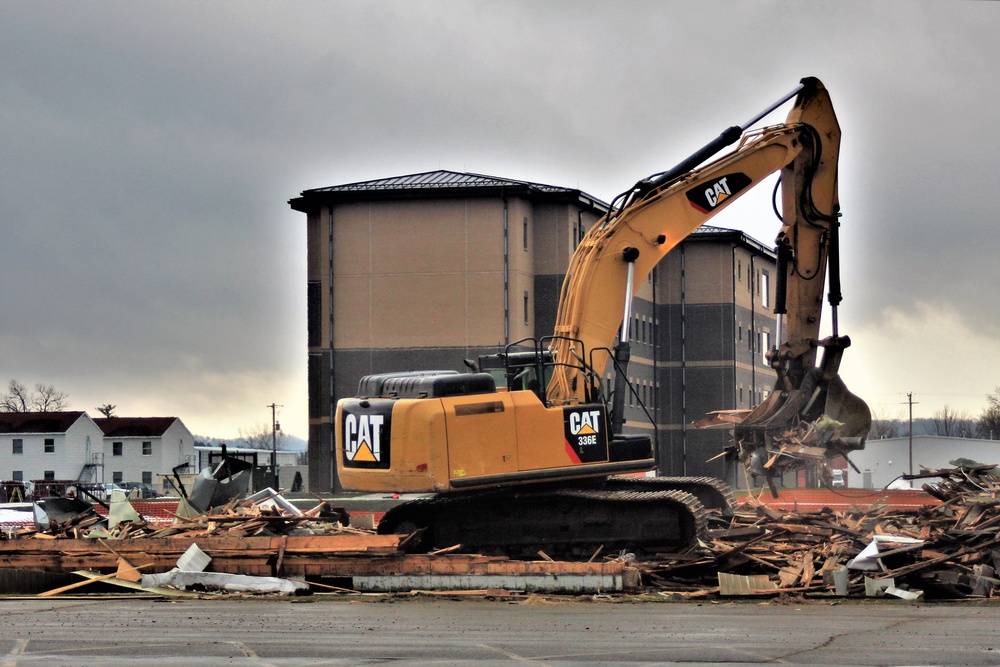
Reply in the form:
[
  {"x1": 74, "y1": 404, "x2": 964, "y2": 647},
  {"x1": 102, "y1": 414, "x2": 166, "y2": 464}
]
[
  {"x1": 0, "y1": 411, "x2": 88, "y2": 434},
  {"x1": 290, "y1": 169, "x2": 608, "y2": 214},
  {"x1": 309, "y1": 169, "x2": 574, "y2": 194},
  {"x1": 93, "y1": 417, "x2": 179, "y2": 438},
  {"x1": 291, "y1": 169, "x2": 777, "y2": 256},
  {"x1": 686, "y1": 225, "x2": 776, "y2": 258}
]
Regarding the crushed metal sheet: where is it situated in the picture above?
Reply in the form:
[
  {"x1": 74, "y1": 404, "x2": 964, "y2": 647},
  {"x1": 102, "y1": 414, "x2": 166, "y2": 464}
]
[
  {"x1": 718, "y1": 572, "x2": 779, "y2": 596},
  {"x1": 141, "y1": 570, "x2": 308, "y2": 595},
  {"x1": 176, "y1": 542, "x2": 211, "y2": 573},
  {"x1": 107, "y1": 490, "x2": 141, "y2": 529}
]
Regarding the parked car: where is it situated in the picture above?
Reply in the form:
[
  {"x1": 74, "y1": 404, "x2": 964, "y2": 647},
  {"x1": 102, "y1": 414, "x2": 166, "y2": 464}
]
[{"x1": 118, "y1": 482, "x2": 161, "y2": 499}]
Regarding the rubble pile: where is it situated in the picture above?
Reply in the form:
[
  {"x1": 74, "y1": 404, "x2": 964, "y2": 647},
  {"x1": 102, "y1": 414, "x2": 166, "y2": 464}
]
[
  {"x1": 641, "y1": 465, "x2": 1000, "y2": 600},
  {"x1": 10, "y1": 465, "x2": 1000, "y2": 599},
  {"x1": 13, "y1": 492, "x2": 355, "y2": 542}
]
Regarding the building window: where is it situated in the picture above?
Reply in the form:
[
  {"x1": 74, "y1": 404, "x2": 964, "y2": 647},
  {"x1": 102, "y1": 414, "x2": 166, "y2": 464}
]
[
  {"x1": 522, "y1": 217, "x2": 529, "y2": 250},
  {"x1": 523, "y1": 291, "x2": 529, "y2": 325},
  {"x1": 112, "y1": 471, "x2": 123, "y2": 484},
  {"x1": 738, "y1": 325, "x2": 743, "y2": 342},
  {"x1": 113, "y1": 442, "x2": 123, "y2": 456},
  {"x1": 44, "y1": 438, "x2": 54, "y2": 453},
  {"x1": 142, "y1": 441, "x2": 152, "y2": 456},
  {"x1": 142, "y1": 471, "x2": 153, "y2": 485},
  {"x1": 12, "y1": 439, "x2": 22, "y2": 455},
  {"x1": 760, "y1": 270, "x2": 770, "y2": 308},
  {"x1": 43, "y1": 470, "x2": 55, "y2": 481},
  {"x1": 11, "y1": 471, "x2": 22, "y2": 482},
  {"x1": 761, "y1": 331, "x2": 771, "y2": 365}
]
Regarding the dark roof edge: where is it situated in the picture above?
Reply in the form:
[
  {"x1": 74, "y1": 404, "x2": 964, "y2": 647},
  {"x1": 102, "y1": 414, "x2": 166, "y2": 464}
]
[
  {"x1": 289, "y1": 169, "x2": 608, "y2": 215},
  {"x1": 686, "y1": 225, "x2": 776, "y2": 258}
]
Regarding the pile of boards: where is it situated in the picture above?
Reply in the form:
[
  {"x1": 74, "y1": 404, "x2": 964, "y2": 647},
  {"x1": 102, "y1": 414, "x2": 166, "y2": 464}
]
[
  {"x1": 640, "y1": 465, "x2": 1000, "y2": 600},
  {"x1": 13, "y1": 492, "x2": 354, "y2": 542},
  {"x1": 1, "y1": 492, "x2": 634, "y2": 596}
]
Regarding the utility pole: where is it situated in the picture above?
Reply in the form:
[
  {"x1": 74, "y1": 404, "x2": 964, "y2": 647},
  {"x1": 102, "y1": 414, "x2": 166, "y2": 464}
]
[
  {"x1": 267, "y1": 403, "x2": 283, "y2": 489},
  {"x1": 905, "y1": 392, "x2": 918, "y2": 476}
]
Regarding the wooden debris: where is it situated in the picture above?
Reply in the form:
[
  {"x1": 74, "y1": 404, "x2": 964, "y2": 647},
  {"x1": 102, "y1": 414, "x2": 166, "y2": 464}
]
[
  {"x1": 640, "y1": 465, "x2": 1000, "y2": 600},
  {"x1": 12, "y1": 495, "x2": 354, "y2": 543},
  {"x1": 38, "y1": 562, "x2": 153, "y2": 597},
  {"x1": 13, "y1": 466, "x2": 1000, "y2": 599}
]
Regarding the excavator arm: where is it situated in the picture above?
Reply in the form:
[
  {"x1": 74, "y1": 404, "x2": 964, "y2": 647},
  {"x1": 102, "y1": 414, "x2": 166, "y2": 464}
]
[{"x1": 545, "y1": 77, "x2": 869, "y2": 482}]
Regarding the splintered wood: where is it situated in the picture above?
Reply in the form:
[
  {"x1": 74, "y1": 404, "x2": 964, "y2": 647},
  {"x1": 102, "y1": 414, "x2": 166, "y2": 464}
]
[
  {"x1": 13, "y1": 495, "x2": 353, "y2": 542},
  {"x1": 10, "y1": 465, "x2": 1000, "y2": 599},
  {"x1": 640, "y1": 465, "x2": 1000, "y2": 600},
  {"x1": 0, "y1": 495, "x2": 409, "y2": 580}
]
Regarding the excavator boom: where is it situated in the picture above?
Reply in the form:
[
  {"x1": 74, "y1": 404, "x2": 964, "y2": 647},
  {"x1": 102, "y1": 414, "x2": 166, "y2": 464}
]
[{"x1": 545, "y1": 77, "x2": 870, "y2": 484}]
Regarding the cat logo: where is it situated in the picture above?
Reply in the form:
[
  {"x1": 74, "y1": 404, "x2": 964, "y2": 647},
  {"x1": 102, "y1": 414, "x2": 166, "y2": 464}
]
[
  {"x1": 344, "y1": 413, "x2": 383, "y2": 463},
  {"x1": 686, "y1": 172, "x2": 752, "y2": 214},
  {"x1": 564, "y1": 407, "x2": 608, "y2": 464},
  {"x1": 569, "y1": 410, "x2": 602, "y2": 437}
]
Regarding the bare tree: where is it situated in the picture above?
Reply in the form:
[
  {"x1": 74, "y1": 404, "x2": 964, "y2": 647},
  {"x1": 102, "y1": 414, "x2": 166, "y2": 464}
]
[
  {"x1": 238, "y1": 422, "x2": 288, "y2": 450},
  {"x1": 868, "y1": 404, "x2": 901, "y2": 439},
  {"x1": 978, "y1": 387, "x2": 1000, "y2": 440},
  {"x1": 0, "y1": 380, "x2": 30, "y2": 412},
  {"x1": 95, "y1": 404, "x2": 117, "y2": 418},
  {"x1": 0, "y1": 380, "x2": 69, "y2": 412},
  {"x1": 931, "y1": 405, "x2": 977, "y2": 437},
  {"x1": 31, "y1": 383, "x2": 69, "y2": 412}
]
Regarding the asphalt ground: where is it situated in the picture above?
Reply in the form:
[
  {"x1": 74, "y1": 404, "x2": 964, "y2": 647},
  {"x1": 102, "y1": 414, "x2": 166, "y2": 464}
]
[{"x1": 1, "y1": 596, "x2": 999, "y2": 666}]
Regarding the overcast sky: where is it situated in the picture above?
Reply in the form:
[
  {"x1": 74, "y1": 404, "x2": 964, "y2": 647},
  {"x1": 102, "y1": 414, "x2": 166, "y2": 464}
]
[{"x1": 2, "y1": 1, "x2": 998, "y2": 438}]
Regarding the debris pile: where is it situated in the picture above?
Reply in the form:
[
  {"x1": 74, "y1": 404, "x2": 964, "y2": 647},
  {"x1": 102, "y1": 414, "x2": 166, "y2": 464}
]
[
  {"x1": 10, "y1": 490, "x2": 352, "y2": 542},
  {"x1": 11, "y1": 464, "x2": 1000, "y2": 600},
  {"x1": 641, "y1": 465, "x2": 1000, "y2": 600}
]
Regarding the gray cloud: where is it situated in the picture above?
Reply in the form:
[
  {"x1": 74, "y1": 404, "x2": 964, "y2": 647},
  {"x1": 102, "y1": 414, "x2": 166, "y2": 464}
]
[{"x1": 2, "y1": 1, "x2": 998, "y2": 435}]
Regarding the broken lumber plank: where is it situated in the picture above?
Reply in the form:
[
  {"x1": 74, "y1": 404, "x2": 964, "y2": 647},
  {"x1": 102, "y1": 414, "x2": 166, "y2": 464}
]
[
  {"x1": 427, "y1": 544, "x2": 463, "y2": 556},
  {"x1": 772, "y1": 523, "x2": 834, "y2": 537},
  {"x1": 69, "y1": 569, "x2": 202, "y2": 597},
  {"x1": 38, "y1": 563, "x2": 154, "y2": 597}
]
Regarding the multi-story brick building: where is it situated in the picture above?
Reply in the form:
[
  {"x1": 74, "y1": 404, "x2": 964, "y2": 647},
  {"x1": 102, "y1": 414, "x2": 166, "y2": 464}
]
[{"x1": 290, "y1": 170, "x2": 777, "y2": 492}]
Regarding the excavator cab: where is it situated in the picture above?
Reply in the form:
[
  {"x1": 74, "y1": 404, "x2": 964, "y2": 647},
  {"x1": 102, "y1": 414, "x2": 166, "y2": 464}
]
[
  {"x1": 476, "y1": 336, "x2": 613, "y2": 403},
  {"x1": 475, "y1": 343, "x2": 553, "y2": 398}
]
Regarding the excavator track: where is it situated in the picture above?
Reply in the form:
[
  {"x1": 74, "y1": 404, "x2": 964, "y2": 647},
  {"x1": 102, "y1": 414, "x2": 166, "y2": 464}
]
[
  {"x1": 377, "y1": 485, "x2": 709, "y2": 559},
  {"x1": 603, "y1": 475, "x2": 736, "y2": 516}
]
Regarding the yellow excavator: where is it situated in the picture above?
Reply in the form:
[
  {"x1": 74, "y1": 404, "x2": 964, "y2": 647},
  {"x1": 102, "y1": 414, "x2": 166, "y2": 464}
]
[{"x1": 336, "y1": 77, "x2": 871, "y2": 557}]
